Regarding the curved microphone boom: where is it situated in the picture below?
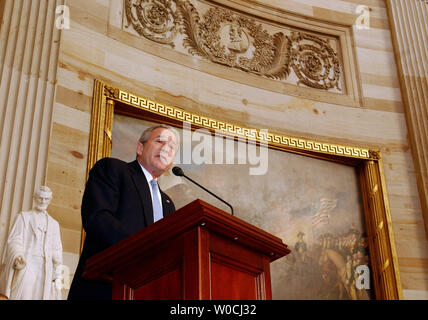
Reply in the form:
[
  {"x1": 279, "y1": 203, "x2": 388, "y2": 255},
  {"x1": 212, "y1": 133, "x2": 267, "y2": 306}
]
[{"x1": 172, "y1": 166, "x2": 234, "y2": 216}]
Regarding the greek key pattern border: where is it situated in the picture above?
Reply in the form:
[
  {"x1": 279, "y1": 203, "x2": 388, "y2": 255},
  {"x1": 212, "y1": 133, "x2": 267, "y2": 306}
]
[{"x1": 113, "y1": 88, "x2": 371, "y2": 159}]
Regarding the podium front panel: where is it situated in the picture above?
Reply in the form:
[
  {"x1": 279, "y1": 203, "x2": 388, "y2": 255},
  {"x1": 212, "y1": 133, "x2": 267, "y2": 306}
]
[
  {"x1": 132, "y1": 267, "x2": 183, "y2": 300},
  {"x1": 208, "y1": 233, "x2": 268, "y2": 300},
  {"x1": 87, "y1": 201, "x2": 289, "y2": 300}
]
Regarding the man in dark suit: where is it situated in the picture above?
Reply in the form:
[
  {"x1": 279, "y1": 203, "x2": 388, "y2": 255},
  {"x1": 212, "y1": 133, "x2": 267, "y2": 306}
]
[{"x1": 68, "y1": 125, "x2": 178, "y2": 300}]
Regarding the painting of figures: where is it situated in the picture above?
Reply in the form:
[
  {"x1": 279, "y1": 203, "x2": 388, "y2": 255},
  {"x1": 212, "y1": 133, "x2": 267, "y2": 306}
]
[{"x1": 111, "y1": 114, "x2": 373, "y2": 299}]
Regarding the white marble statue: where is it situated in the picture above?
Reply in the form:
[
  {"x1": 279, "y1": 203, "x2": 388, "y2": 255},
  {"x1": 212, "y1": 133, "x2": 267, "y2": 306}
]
[{"x1": 0, "y1": 186, "x2": 63, "y2": 300}]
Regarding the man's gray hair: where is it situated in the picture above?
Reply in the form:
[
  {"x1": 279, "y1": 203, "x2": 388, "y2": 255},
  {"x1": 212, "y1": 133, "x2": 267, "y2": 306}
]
[{"x1": 139, "y1": 124, "x2": 179, "y2": 146}]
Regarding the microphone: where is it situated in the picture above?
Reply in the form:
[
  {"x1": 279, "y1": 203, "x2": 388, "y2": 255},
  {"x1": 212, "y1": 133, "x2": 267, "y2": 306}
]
[{"x1": 172, "y1": 166, "x2": 234, "y2": 216}]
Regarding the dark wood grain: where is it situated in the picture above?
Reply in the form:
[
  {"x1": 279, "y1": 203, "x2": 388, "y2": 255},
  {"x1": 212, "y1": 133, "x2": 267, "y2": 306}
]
[{"x1": 83, "y1": 199, "x2": 290, "y2": 300}]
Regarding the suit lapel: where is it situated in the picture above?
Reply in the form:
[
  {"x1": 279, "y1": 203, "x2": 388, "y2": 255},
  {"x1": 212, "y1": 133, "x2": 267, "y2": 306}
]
[
  {"x1": 128, "y1": 160, "x2": 154, "y2": 226},
  {"x1": 160, "y1": 190, "x2": 174, "y2": 217}
]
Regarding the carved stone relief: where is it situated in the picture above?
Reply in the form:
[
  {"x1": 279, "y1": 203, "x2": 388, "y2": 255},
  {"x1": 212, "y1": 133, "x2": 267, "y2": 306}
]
[{"x1": 124, "y1": 0, "x2": 343, "y2": 92}]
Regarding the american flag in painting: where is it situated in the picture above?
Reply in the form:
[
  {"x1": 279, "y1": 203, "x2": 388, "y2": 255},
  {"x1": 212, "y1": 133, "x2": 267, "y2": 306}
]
[{"x1": 311, "y1": 198, "x2": 338, "y2": 230}]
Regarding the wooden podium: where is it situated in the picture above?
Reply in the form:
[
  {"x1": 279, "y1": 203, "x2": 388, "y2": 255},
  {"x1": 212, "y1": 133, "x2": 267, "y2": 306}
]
[{"x1": 83, "y1": 199, "x2": 290, "y2": 300}]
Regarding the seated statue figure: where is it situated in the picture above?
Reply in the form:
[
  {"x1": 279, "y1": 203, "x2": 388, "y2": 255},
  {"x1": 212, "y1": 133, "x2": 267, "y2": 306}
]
[{"x1": 0, "y1": 186, "x2": 63, "y2": 300}]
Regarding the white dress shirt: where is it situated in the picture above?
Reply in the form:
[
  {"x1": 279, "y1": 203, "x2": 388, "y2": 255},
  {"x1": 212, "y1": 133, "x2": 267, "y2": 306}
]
[{"x1": 138, "y1": 162, "x2": 163, "y2": 221}]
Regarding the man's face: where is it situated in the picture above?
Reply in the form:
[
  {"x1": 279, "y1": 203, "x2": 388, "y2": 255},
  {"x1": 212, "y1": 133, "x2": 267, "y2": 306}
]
[
  {"x1": 137, "y1": 128, "x2": 178, "y2": 178},
  {"x1": 34, "y1": 190, "x2": 52, "y2": 212}
]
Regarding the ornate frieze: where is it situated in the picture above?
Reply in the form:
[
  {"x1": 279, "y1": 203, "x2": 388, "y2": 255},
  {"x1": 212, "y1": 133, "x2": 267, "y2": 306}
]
[
  {"x1": 125, "y1": 0, "x2": 178, "y2": 46},
  {"x1": 102, "y1": 82, "x2": 370, "y2": 160},
  {"x1": 124, "y1": 0, "x2": 342, "y2": 92}
]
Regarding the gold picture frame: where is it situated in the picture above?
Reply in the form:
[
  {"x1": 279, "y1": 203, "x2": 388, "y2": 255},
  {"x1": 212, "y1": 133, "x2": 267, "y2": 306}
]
[{"x1": 85, "y1": 79, "x2": 403, "y2": 300}]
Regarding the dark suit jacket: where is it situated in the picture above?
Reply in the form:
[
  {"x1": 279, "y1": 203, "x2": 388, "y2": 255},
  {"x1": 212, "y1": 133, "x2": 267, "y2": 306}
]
[{"x1": 68, "y1": 158, "x2": 175, "y2": 300}]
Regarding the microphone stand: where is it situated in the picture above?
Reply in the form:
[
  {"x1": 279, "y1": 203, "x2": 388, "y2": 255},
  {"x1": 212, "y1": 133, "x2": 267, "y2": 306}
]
[{"x1": 179, "y1": 172, "x2": 234, "y2": 216}]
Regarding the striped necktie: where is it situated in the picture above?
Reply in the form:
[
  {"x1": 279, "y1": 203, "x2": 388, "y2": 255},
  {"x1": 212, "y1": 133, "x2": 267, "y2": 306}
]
[{"x1": 150, "y1": 179, "x2": 163, "y2": 223}]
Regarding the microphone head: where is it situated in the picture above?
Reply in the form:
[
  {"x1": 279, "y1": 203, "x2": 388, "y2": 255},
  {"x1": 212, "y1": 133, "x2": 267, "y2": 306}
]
[{"x1": 172, "y1": 166, "x2": 184, "y2": 177}]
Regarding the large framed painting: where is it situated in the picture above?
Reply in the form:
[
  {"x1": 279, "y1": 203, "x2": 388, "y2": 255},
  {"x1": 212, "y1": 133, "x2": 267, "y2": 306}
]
[{"x1": 84, "y1": 79, "x2": 402, "y2": 299}]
